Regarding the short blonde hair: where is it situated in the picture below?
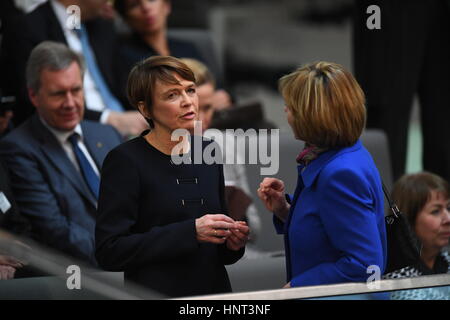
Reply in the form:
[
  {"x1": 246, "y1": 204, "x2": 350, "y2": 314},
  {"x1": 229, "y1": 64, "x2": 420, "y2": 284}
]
[
  {"x1": 279, "y1": 61, "x2": 366, "y2": 148},
  {"x1": 180, "y1": 58, "x2": 215, "y2": 87}
]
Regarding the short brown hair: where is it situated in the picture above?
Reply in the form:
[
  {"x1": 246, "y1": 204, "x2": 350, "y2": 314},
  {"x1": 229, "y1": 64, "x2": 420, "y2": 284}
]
[
  {"x1": 127, "y1": 55, "x2": 195, "y2": 128},
  {"x1": 392, "y1": 172, "x2": 450, "y2": 227},
  {"x1": 278, "y1": 61, "x2": 366, "y2": 148}
]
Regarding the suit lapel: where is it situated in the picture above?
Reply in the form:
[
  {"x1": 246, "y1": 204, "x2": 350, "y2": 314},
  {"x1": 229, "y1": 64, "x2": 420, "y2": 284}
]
[
  {"x1": 81, "y1": 122, "x2": 109, "y2": 170},
  {"x1": 85, "y1": 21, "x2": 115, "y2": 90},
  {"x1": 43, "y1": 2, "x2": 68, "y2": 44},
  {"x1": 31, "y1": 116, "x2": 97, "y2": 207}
]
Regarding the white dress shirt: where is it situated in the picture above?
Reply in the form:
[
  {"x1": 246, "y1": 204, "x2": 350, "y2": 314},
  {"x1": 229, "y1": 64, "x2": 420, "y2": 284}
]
[
  {"x1": 40, "y1": 117, "x2": 100, "y2": 177},
  {"x1": 50, "y1": 0, "x2": 111, "y2": 123}
]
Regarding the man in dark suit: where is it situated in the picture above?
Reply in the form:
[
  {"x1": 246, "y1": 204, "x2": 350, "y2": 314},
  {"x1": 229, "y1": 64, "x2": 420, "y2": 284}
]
[
  {"x1": 0, "y1": 0, "x2": 147, "y2": 136},
  {"x1": 0, "y1": 41, "x2": 123, "y2": 265}
]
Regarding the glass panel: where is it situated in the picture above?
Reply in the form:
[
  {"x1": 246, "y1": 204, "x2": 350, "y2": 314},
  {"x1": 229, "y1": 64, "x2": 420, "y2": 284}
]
[{"x1": 0, "y1": 229, "x2": 162, "y2": 299}]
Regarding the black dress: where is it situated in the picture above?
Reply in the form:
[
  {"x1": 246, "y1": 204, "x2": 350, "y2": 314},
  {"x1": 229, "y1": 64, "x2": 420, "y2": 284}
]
[{"x1": 95, "y1": 135, "x2": 244, "y2": 297}]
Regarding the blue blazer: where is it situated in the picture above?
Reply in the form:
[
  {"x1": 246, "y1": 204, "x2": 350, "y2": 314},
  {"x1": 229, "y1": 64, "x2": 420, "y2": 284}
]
[
  {"x1": 274, "y1": 140, "x2": 387, "y2": 287},
  {"x1": 0, "y1": 114, "x2": 122, "y2": 265}
]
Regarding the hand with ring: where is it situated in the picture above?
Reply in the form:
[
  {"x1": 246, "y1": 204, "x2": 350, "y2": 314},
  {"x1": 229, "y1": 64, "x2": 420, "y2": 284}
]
[{"x1": 195, "y1": 214, "x2": 236, "y2": 244}]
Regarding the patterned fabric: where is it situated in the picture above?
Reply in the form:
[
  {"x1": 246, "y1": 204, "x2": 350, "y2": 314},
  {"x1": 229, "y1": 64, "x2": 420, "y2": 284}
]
[
  {"x1": 383, "y1": 251, "x2": 450, "y2": 300},
  {"x1": 296, "y1": 144, "x2": 327, "y2": 166}
]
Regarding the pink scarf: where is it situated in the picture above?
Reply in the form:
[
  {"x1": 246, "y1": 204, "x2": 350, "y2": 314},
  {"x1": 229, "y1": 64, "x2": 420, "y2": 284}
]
[{"x1": 296, "y1": 144, "x2": 327, "y2": 166}]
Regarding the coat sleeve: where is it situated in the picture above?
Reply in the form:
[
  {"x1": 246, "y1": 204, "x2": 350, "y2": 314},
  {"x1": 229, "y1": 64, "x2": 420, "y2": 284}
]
[
  {"x1": 0, "y1": 140, "x2": 95, "y2": 263},
  {"x1": 95, "y1": 148, "x2": 201, "y2": 271},
  {"x1": 290, "y1": 168, "x2": 385, "y2": 287},
  {"x1": 273, "y1": 193, "x2": 294, "y2": 234}
]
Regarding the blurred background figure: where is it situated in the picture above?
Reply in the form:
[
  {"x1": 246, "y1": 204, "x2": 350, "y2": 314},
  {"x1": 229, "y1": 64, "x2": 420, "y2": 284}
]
[
  {"x1": 181, "y1": 58, "x2": 262, "y2": 250},
  {"x1": 0, "y1": 112, "x2": 13, "y2": 139},
  {"x1": 114, "y1": 0, "x2": 201, "y2": 58},
  {"x1": 114, "y1": 0, "x2": 218, "y2": 94},
  {"x1": 0, "y1": 161, "x2": 29, "y2": 280},
  {"x1": 384, "y1": 172, "x2": 450, "y2": 299},
  {"x1": 181, "y1": 58, "x2": 232, "y2": 118},
  {"x1": 353, "y1": 0, "x2": 450, "y2": 182},
  {"x1": 0, "y1": 0, "x2": 148, "y2": 136}
]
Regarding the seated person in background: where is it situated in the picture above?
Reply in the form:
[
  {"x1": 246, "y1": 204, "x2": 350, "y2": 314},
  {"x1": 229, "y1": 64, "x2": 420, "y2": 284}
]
[
  {"x1": 0, "y1": 88, "x2": 17, "y2": 137},
  {"x1": 0, "y1": 41, "x2": 123, "y2": 266},
  {"x1": 113, "y1": 0, "x2": 211, "y2": 91},
  {"x1": 181, "y1": 58, "x2": 232, "y2": 114},
  {"x1": 0, "y1": 161, "x2": 28, "y2": 280},
  {"x1": 0, "y1": 0, "x2": 148, "y2": 136},
  {"x1": 384, "y1": 172, "x2": 450, "y2": 300},
  {"x1": 181, "y1": 58, "x2": 262, "y2": 246},
  {"x1": 0, "y1": 111, "x2": 13, "y2": 138}
]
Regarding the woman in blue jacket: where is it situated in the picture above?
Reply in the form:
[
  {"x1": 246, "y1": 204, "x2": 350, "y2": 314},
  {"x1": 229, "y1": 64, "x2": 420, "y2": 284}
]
[{"x1": 258, "y1": 62, "x2": 387, "y2": 287}]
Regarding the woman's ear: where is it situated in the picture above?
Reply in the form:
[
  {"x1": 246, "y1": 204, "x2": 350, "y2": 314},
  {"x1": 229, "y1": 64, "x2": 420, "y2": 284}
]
[{"x1": 137, "y1": 101, "x2": 151, "y2": 119}]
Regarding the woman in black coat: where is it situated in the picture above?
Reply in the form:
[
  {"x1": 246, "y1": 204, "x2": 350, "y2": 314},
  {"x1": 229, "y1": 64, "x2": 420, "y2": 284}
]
[{"x1": 95, "y1": 56, "x2": 249, "y2": 298}]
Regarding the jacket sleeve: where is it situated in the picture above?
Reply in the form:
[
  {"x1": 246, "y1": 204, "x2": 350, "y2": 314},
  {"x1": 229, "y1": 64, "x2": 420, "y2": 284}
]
[
  {"x1": 273, "y1": 193, "x2": 293, "y2": 234},
  {"x1": 95, "y1": 148, "x2": 200, "y2": 271},
  {"x1": 0, "y1": 140, "x2": 95, "y2": 263},
  {"x1": 290, "y1": 168, "x2": 385, "y2": 287}
]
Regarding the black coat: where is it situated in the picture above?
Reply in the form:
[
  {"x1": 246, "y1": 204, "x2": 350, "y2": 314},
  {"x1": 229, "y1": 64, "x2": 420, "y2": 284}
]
[{"x1": 95, "y1": 136, "x2": 244, "y2": 297}]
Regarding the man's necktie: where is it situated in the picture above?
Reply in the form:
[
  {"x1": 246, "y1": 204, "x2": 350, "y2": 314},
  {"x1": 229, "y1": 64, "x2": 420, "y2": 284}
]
[
  {"x1": 68, "y1": 133, "x2": 100, "y2": 199},
  {"x1": 75, "y1": 24, "x2": 123, "y2": 112}
]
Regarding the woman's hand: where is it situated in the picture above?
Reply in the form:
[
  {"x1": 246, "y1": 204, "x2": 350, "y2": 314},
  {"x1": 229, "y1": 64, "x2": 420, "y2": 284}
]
[
  {"x1": 226, "y1": 221, "x2": 250, "y2": 251},
  {"x1": 0, "y1": 255, "x2": 21, "y2": 280},
  {"x1": 257, "y1": 178, "x2": 290, "y2": 221},
  {"x1": 106, "y1": 111, "x2": 149, "y2": 137},
  {"x1": 0, "y1": 265, "x2": 16, "y2": 280},
  {"x1": 195, "y1": 214, "x2": 236, "y2": 244},
  {"x1": 0, "y1": 255, "x2": 24, "y2": 268}
]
